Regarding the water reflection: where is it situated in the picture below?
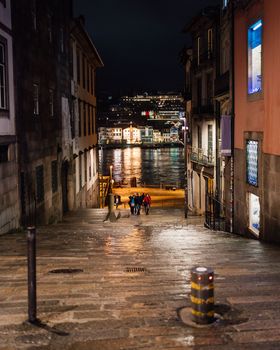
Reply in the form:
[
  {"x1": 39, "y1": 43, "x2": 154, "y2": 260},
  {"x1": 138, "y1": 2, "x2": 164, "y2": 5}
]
[{"x1": 99, "y1": 147, "x2": 184, "y2": 187}]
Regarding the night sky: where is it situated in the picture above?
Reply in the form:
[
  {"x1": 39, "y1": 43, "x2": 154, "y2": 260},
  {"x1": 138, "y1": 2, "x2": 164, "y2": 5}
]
[{"x1": 73, "y1": 0, "x2": 220, "y2": 95}]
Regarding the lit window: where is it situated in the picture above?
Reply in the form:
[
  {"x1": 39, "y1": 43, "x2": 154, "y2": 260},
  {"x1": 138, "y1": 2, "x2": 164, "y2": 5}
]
[
  {"x1": 248, "y1": 20, "x2": 262, "y2": 94},
  {"x1": 246, "y1": 140, "x2": 258, "y2": 186},
  {"x1": 0, "y1": 41, "x2": 7, "y2": 110},
  {"x1": 33, "y1": 84, "x2": 39, "y2": 115},
  {"x1": 223, "y1": 0, "x2": 228, "y2": 8},
  {"x1": 248, "y1": 193, "x2": 260, "y2": 236}
]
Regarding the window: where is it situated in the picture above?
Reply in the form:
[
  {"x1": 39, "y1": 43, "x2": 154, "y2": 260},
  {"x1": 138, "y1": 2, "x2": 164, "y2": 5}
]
[
  {"x1": 0, "y1": 41, "x2": 7, "y2": 110},
  {"x1": 51, "y1": 160, "x2": 58, "y2": 193},
  {"x1": 197, "y1": 37, "x2": 201, "y2": 66},
  {"x1": 78, "y1": 100, "x2": 81, "y2": 137},
  {"x1": 31, "y1": 0, "x2": 37, "y2": 31},
  {"x1": 246, "y1": 140, "x2": 258, "y2": 186},
  {"x1": 49, "y1": 89, "x2": 54, "y2": 116},
  {"x1": 82, "y1": 55, "x2": 86, "y2": 89},
  {"x1": 33, "y1": 84, "x2": 39, "y2": 115},
  {"x1": 87, "y1": 64, "x2": 90, "y2": 92},
  {"x1": 248, "y1": 19, "x2": 262, "y2": 94},
  {"x1": 77, "y1": 48, "x2": 80, "y2": 85},
  {"x1": 0, "y1": 144, "x2": 8, "y2": 162},
  {"x1": 84, "y1": 153, "x2": 87, "y2": 184},
  {"x1": 88, "y1": 104, "x2": 91, "y2": 135},
  {"x1": 47, "y1": 14, "x2": 52, "y2": 43},
  {"x1": 91, "y1": 68, "x2": 95, "y2": 95},
  {"x1": 248, "y1": 193, "x2": 260, "y2": 236},
  {"x1": 60, "y1": 27, "x2": 64, "y2": 53},
  {"x1": 92, "y1": 106, "x2": 95, "y2": 134},
  {"x1": 223, "y1": 0, "x2": 228, "y2": 9},
  {"x1": 197, "y1": 125, "x2": 202, "y2": 149},
  {"x1": 35, "y1": 165, "x2": 44, "y2": 203},
  {"x1": 207, "y1": 28, "x2": 213, "y2": 58},
  {"x1": 208, "y1": 125, "x2": 213, "y2": 159},
  {"x1": 83, "y1": 102, "x2": 87, "y2": 136},
  {"x1": 79, "y1": 156, "x2": 82, "y2": 190}
]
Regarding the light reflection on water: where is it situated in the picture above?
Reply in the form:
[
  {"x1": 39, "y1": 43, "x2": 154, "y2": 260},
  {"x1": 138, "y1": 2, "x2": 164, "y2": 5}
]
[{"x1": 99, "y1": 147, "x2": 184, "y2": 187}]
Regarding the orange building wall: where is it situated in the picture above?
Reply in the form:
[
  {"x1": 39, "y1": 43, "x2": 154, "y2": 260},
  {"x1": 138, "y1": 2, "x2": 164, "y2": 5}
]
[
  {"x1": 263, "y1": 0, "x2": 280, "y2": 155},
  {"x1": 234, "y1": 0, "x2": 280, "y2": 155}
]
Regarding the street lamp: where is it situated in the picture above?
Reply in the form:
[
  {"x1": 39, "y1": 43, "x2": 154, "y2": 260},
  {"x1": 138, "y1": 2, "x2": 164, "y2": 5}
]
[{"x1": 180, "y1": 115, "x2": 188, "y2": 219}]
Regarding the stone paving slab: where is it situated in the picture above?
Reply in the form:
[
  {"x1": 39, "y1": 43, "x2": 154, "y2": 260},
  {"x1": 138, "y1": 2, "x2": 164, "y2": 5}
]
[{"x1": 0, "y1": 208, "x2": 280, "y2": 349}]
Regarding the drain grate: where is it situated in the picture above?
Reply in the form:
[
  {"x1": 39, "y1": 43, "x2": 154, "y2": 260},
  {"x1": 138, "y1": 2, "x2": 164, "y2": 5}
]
[
  {"x1": 49, "y1": 268, "x2": 83, "y2": 274},
  {"x1": 125, "y1": 267, "x2": 146, "y2": 273}
]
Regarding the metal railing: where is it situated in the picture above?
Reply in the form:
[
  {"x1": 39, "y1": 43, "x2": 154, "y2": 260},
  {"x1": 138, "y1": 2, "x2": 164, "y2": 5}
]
[
  {"x1": 205, "y1": 194, "x2": 226, "y2": 231},
  {"x1": 190, "y1": 147, "x2": 214, "y2": 166}
]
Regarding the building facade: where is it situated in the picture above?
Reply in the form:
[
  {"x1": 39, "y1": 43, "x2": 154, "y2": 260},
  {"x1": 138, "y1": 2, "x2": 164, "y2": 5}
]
[
  {"x1": 12, "y1": 0, "x2": 73, "y2": 227},
  {"x1": 184, "y1": 7, "x2": 219, "y2": 216},
  {"x1": 234, "y1": 0, "x2": 280, "y2": 243},
  {"x1": 70, "y1": 17, "x2": 103, "y2": 209},
  {"x1": 0, "y1": 0, "x2": 19, "y2": 233}
]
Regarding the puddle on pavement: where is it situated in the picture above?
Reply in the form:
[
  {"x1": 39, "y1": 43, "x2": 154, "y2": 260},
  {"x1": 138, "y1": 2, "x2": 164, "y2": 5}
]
[{"x1": 178, "y1": 304, "x2": 248, "y2": 328}]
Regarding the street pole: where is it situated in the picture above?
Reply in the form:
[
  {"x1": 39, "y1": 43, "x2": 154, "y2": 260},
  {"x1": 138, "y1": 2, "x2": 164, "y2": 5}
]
[
  {"x1": 184, "y1": 117, "x2": 188, "y2": 219},
  {"x1": 100, "y1": 146, "x2": 104, "y2": 208},
  {"x1": 27, "y1": 226, "x2": 37, "y2": 323}
]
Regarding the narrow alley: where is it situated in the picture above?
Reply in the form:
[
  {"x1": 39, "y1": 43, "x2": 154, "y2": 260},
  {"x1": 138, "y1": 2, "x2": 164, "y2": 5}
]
[{"x1": 1, "y1": 207, "x2": 280, "y2": 349}]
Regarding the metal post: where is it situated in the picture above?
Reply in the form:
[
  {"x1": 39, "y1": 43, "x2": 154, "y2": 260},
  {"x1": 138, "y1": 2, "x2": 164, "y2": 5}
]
[
  {"x1": 190, "y1": 266, "x2": 214, "y2": 324},
  {"x1": 100, "y1": 146, "x2": 104, "y2": 208},
  {"x1": 183, "y1": 117, "x2": 188, "y2": 218},
  {"x1": 27, "y1": 226, "x2": 37, "y2": 323}
]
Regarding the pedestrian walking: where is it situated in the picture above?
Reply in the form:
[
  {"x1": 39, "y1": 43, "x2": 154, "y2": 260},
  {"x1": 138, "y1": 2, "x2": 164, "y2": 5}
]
[
  {"x1": 128, "y1": 195, "x2": 135, "y2": 215},
  {"x1": 135, "y1": 193, "x2": 141, "y2": 215},
  {"x1": 114, "y1": 194, "x2": 121, "y2": 209},
  {"x1": 143, "y1": 193, "x2": 151, "y2": 215}
]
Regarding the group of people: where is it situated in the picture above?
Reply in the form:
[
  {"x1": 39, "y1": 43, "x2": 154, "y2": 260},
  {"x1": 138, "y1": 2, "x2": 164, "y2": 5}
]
[{"x1": 128, "y1": 193, "x2": 151, "y2": 215}]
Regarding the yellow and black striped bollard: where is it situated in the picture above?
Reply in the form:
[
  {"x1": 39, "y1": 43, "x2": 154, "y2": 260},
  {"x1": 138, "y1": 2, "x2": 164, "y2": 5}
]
[{"x1": 190, "y1": 266, "x2": 214, "y2": 324}]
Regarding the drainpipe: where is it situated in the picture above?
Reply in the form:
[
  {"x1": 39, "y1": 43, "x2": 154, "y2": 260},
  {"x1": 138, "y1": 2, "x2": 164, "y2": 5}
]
[{"x1": 230, "y1": 0, "x2": 235, "y2": 233}]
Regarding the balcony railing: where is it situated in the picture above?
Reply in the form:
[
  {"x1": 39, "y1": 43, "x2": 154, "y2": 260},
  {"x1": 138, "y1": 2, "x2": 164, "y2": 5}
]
[
  {"x1": 190, "y1": 147, "x2": 214, "y2": 166},
  {"x1": 214, "y1": 71, "x2": 229, "y2": 97},
  {"x1": 192, "y1": 98, "x2": 214, "y2": 115}
]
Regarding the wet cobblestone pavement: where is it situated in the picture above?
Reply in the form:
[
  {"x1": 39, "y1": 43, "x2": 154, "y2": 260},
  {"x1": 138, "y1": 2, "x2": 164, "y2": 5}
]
[{"x1": 1, "y1": 208, "x2": 280, "y2": 349}]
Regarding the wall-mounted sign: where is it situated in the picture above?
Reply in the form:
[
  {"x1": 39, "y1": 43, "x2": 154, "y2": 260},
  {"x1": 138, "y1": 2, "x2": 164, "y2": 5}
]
[{"x1": 246, "y1": 140, "x2": 258, "y2": 186}]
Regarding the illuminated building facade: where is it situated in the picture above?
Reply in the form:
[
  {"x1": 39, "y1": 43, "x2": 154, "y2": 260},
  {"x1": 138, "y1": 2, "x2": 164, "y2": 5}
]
[
  {"x1": 70, "y1": 17, "x2": 103, "y2": 210},
  {"x1": 234, "y1": 0, "x2": 280, "y2": 243}
]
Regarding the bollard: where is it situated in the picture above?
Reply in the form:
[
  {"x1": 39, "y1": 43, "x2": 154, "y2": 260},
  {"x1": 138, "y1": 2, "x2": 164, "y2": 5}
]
[
  {"x1": 108, "y1": 193, "x2": 114, "y2": 213},
  {"x1": 27, "y1": 226, "x2": 37, "y2": 323},
  {"x1": 190, "y1": 266, "x2": 214, "y2": 324}
]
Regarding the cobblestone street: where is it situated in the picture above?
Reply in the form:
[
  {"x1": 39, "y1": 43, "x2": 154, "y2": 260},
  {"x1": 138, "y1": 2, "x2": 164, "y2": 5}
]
[{"x1": 1, "y1": 207, "x2": 280, "y2": 349}]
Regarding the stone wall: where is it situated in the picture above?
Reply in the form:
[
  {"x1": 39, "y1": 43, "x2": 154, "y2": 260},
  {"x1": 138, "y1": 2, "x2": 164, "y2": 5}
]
[
  {"x1": 0, "y1": 158, "x2": 19, "y2": 234},
  {"x1": 234, "y1": 147, "x2": 280, "y2": 243}
]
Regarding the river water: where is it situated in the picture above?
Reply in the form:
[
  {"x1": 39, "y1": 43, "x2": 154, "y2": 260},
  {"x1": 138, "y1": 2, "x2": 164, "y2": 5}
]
[{"x1": 99, "y1": 147, "x2": 185, "y2": 187}]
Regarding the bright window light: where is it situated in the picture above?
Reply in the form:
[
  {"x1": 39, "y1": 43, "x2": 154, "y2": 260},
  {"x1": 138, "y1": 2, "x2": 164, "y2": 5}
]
[{"x1": 248, "y1": 20, "x2": 262, "y2": 94}]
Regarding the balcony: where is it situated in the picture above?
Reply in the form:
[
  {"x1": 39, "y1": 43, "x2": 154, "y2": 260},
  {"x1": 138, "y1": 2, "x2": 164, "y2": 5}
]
[
  {"x1": 214, "y1": 71, "x2": 229, "y2": 97},
  {"x1": 192, "y1": 51, "x2": 215, "y2": 71},
  {"x1": 192, "y1": 98, "x2": 214, "y2": 115},
  {"x1": 190, "y1": 147, "x2": 214, "y2": 166}
]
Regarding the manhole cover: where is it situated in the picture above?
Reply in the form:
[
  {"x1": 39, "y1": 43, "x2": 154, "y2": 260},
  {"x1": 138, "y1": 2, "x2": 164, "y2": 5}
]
[
  {"x1": 125, "y1": 267, "x2": 146, "y2": 273},
  {"x1": 49, "y1": 269, "x2": 83, "y2": 274}
]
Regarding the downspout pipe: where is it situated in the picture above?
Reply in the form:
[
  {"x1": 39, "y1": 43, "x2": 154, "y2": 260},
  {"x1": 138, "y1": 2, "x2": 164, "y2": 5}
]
[{"x1": 230, "y1": 0, "x2": 235, "y2": 233}]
